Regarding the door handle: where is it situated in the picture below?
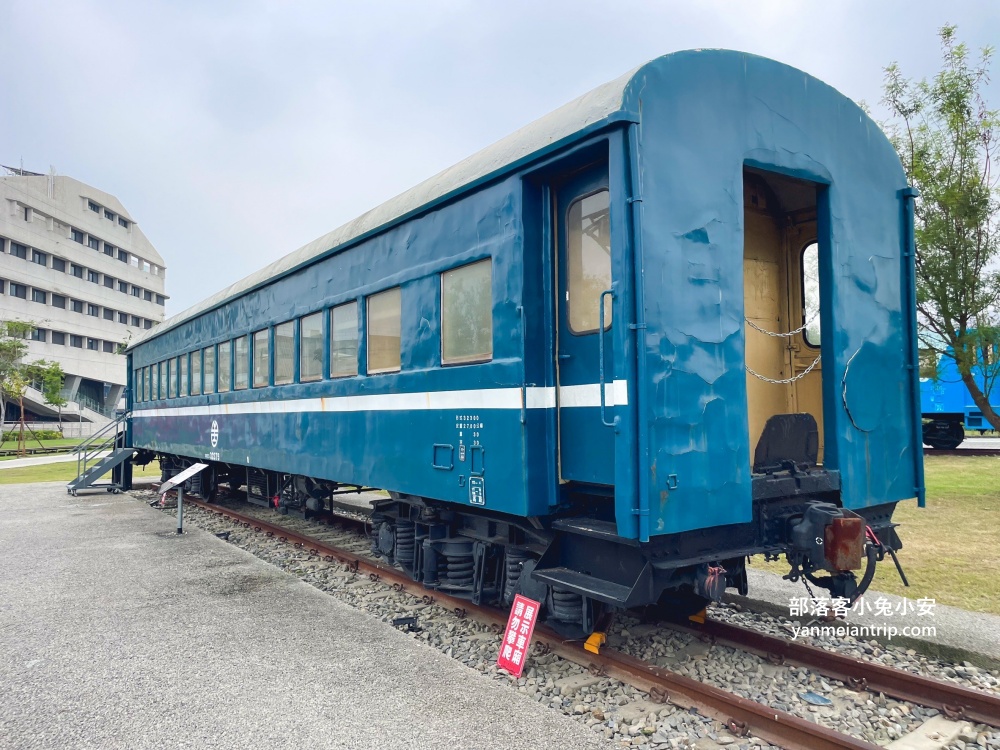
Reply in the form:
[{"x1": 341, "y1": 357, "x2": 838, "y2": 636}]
[{"x1": 598, "y1": 289, "x2": 618, "y2": 429}]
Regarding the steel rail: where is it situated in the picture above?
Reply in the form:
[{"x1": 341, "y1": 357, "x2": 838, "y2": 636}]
[
  {"x1": 923, "y1": 448, "x2": 1000, "y2": 456},
  {"x1": 183, "y1": 497, "x2": 876, "y2": 750},
  {"x1": 675, "y1": 617, "x2": 1000, "y2": 727}
]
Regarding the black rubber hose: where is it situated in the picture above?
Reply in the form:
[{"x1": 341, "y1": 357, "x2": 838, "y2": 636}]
[{"x1": 852, "y1": 544, "x2": 879, "y2": 604}]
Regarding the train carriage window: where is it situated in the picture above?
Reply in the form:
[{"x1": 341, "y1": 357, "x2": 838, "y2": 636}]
[
  {"x1": 203, "y1": 346, "x2": 216, "y2": 394},
  {"x1": 441, "y1": 258, "x2": 493, "y2": 365},
  {"x1": 331, "y1": 301, "x2": 359, "y2": 377},
  {"x1": 179, "y1": 354, "x2": 188, "y2": 398},
  {"x1": 802, "y1": 242, "x2": 821, "y2": 347},
  {"x1": 274, "y1": 322, "x2": 294, "y2": 385},
  {"x1": 191, "y1": 349, "x2": 202, "y2": 395},
  {"x1": 567, "y1": 189, "x2": 612, "y2": 334},
  {"x1": 234, "y1": 337, "x2": 249, "y2": 390},
  {"x1": 144, "y1": 367, "x2": 150, "y2": 403},
  {"x1": 252, "y1": 330, "x2": 269, "y2": 388},
  {"x1": 151, "y1": 362, "x2": 159, "y2": 400},
  {"x1": 218, "y1": 340, "x2": 232, "y2": 392},
  {"x1": 134, "y1": 369, "x2": 142, "y2": 402},
  {"x1": 367, "y1": 290, "x2": 400, "y2": 374},
  {"x1": 168, "y1": 358, "x2": 177, "y2": 399},
  {"x1": 300, "y1": 312, "x2": 323, "y2": 382}
]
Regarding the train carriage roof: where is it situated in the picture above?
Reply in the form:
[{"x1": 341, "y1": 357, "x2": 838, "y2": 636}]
[{"x1": 130, "y1": 49, "x2": 873, "y2": 349}]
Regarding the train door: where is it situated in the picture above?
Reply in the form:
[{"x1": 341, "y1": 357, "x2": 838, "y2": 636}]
[
  {"x1": 554, "y1": 165, "x2": 615, "y2": 485},
  {"x1": 742, "y1": 169, "x2": 825, "y2": 467}
]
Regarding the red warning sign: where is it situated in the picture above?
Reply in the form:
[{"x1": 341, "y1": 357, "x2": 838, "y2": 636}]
[{"x1": 496, "y1": 594, "x2": 541, "y2": 678}]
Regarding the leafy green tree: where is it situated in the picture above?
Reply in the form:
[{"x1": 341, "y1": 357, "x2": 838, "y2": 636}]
[
  {"x1": 882, "y1": 25, "x2": 1000, "y2": 429},
  {"x1": 0, "y1": 321, "x2": 67, "y2": 434}
]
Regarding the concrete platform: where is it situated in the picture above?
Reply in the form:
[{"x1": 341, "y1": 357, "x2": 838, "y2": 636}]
[
  {"x1": 734, "y1": 568, "x2": 1000, "y2": 668},
  {"x1": 0, "y1": 482, "x2": 608, "y2": 750}
]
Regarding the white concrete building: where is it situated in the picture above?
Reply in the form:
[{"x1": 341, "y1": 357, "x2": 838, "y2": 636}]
[{"x1": 0, "y1": 167, "x2": 167, "y2": 426}]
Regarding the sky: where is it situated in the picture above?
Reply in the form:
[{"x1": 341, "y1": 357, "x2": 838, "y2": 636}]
[{"x1": 2, "y1": 0, "x2": 998, "y2": 316}]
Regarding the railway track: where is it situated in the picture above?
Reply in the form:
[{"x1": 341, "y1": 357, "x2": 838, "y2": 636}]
[
  {"x1": 153, "y1": 487, "x2": 999, "y2": 749},
  {"x1": 923, "y1": 447, "x2": 1000, "y2": 456}
]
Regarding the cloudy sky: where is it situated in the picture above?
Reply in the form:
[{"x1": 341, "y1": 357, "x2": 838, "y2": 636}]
[{"x1": 2, "y1": 0, "x2": 997, "y2": 315}]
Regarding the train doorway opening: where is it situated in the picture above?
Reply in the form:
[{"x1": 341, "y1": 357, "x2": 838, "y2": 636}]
[
  {"x1": 742, "y1": 167, "x2": 825, "y2": 470},
  {"x1": 552, "y1": 163, "x2": 615, "y2": 486}
]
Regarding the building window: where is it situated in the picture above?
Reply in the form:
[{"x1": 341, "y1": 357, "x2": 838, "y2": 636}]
[
  {"x1": 88, "y1": 201, "x2": 100, "y2": 213},
  {"x1": 203, "y1": 346, "x2": 216, "y2": 394},
  {"x1": 87, "y1": 270, "x2": 100, "y2": 284},
  {"x1": 87, "y1": 338, "x2": 99, "y2": 351},
  {"x1": 31, "y1": 289, "x2": 46, "y2": 304},
  {"x1": 155, "y1": 294, "x2": 165, "y2": 305},
  {"x1": 52, "y1": 331, "x2": 65, "y2": 345},
  {"x1": 71, "y1": 264, "x2": 83, "y2": 278},
  {"x1": 104, "y1": 209, "x2": 115, "y2": 221},
  {"x1": 88, "y1": 236, "x2": 99, "y2": 250},
  {"x1": 179, "y1": 354, "x2": 188, "y2": 397},
  {"x1": 143, "y1": 320, "x2": 152, "y2": 329},
  {"x1": 52, "y1": 257, "x2": 66, "y2": 272},
  {"x1": 103, "y1": 341, "x2": 115, "y2": 353},
  {"x1": 87, "y1": 304, "x2": 99, "y2": 317},
  {"x1": 190, "y1": 349, "x2": 202, "y2": 396},
  {"x1": 441, "y1": 259, "x2": 493, "y2": 365},
  {"x1": 143, "y1": 289, "x2": 152, "y2": 301},
  {"x1": 118, "y1": 312, "x2": 128, "y2": 324},
  {"x1": 131, "y1": 315, "x2": 140, "y2": 327},
  {"x1": 118, "y1": 217, "x2": 129, "y2": 229},
  {"x1": 131, "y1": 285, "x2": 141, "y2": 297},
  {"x1": 71, "y1": 299, "x2": 84, "y2": 313},
  {"x1": 70, "y1": 335, "x2": 83, "y2": 348},
  {"x1": 299, "y1": 312, "x2": 323, "y2": 382},
  {"x1": 118, "y1": 250, "x2": 128, "y2": 263},
  {"x1": 52, "y1": 294, "x2": 66, "y2": 309},
  {"x1": 366, "y1": 289, "x2": 400, "y2": 374},
  {"x1": 119, "y1": 281, "x2": 128, "y2": 293},
  {"x1": 0, "y1": 279, "x2": 5, "y2": 294},
  {"x1": 252, "y1": 329, "x2": 269, "y2": 388},
  {"x1": 104, "y1": 243, "x2": 115, "y2": 257},
  {"x1": 103, "y1": 308, "x2": 114, "y2": 321},
  {"x1": 217, "y1": 341, "x2": 231, "y2": 393},
  {"x1": 331, "y1": 302, "x2": 359, "y2": 377},
  {"x1": 11, "y1": 242, "x2": 28, "y2": 259},
  {"x1": 30, "y1": 327, "x2": 46, "y2": 342},
  {"x1": 234, "y1": 336, "x2": 248, "y2": 390},
  {"x1": 32, "y1": 249, "x2": 47, "y2": 266},
  {"x1": 142, "y1": 261, "x2": 150, "y2": 273},
  {"x1": 274, "y1": 322, "x2": 294, "y2": 385},
  {"x1": 104, "y1": 275, "x2": 114, "y2": 289},
  {"x1": 130, "y1": 256, "x2": 139, "y2": 268},
  {"x1": 71, "y1": 229, "x2": 84, "y2": 243},
  {"x1": 10, "y1": 283, "x2": 27, "y2": 299}
]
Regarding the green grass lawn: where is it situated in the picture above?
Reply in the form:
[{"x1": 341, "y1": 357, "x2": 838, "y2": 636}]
[
  {"x1": 753, "y1": 455, "x2": 1000, "y2": 615},
  {"x1": 0, "y1": 461, "x2": 160, "y2": 484},
  {"x1": 0, "y1": 437, "x2": 84, "y2": 460}
]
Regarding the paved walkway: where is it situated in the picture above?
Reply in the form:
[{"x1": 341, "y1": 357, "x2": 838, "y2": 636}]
[
  {"x1": 0, "y1": 451, "x2": 102, "y2": 469},
  {"x1": 736, "y1": 568, "x2": 1000, "y2": 666},
  {"x1": 0, "y1": 481, "x2": 607, "y2": 750}
]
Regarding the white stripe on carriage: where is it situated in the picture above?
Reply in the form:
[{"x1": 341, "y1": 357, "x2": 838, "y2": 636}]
[{"x1": 131, "y1": 381, "x2": 628, "y2": 418}]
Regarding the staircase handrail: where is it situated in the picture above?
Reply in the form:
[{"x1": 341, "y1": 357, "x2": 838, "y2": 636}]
[{"x1": 73, "y1": 411, "x2": 128, "y2": 488}]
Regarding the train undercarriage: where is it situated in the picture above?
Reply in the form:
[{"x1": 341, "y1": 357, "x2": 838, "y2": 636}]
[{"x1": 148, "y1": 448, "x2": 904, "y2": 638}]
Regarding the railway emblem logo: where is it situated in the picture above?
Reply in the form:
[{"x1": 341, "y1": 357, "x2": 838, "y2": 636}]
[{"x1": 210, "y1": 420, "x2": 220, "y2": 448}]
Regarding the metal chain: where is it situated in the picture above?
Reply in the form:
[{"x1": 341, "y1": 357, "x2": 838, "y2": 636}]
[
  {"x1": 744, "y1": 315, "x2": 818, "y2": 339},
  {"x1": 745, "y1": 354, "x2": 821, "y2": 384}
]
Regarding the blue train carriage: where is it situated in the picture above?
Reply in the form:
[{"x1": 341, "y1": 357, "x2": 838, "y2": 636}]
[
  {"x1": 920, "y1": 346, "x2": 1000, "y2": 448},
  {"x1": 126, "y1": 50, "x2": 923, "y2": 635}
]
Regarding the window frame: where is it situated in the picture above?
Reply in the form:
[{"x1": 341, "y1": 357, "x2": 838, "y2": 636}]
[
  {"x1": 800, "y1": 240, "x2": 821, "y2": 349},
  {"x1": 299, "y1": 311, "x2": 324, "y2": 383},
  {"x1": 440, "y1": 257, "x2": 494, "y2": 366},
  {"x1": 217, "y1": 341, "x2": 232, "y2": 393},
  {"x1": 233, "y1": 336, "x2": 249, "y2": 391},
  {"x1": 331, "y1": 300, "x2": 360, "y2": 378},
  {"x1": 365, "y1": 289, "x2": 401, "y2": 375},
  {"x1": 273, "y1": 321, "x2": 295, "y2": 386},
  {"x1": 190, "y1": 349, "x2": 202, "y2": 396},
  {"x1": 252, "y1": 329, "x2": 270, "y2": 388}
]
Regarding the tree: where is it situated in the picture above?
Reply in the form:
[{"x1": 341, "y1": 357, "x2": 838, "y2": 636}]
[
  {"x1": 0, "y1": 321, "x2": 67, "y2": 444},
  {"x1": 882, "y1": 25, "x2": 1000, "y2": 429}
]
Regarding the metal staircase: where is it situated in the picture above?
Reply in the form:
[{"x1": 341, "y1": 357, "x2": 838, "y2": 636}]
[{"x1": 66, "y1": 412, "x2": 135, "y2": 496}]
